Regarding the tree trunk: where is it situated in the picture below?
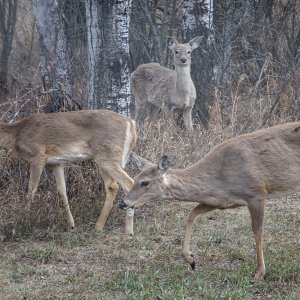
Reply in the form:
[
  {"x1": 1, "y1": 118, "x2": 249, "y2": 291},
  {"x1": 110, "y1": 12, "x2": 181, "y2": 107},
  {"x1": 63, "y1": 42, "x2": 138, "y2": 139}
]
[
  {"x1": 85, "y1": 0, "x2": 132, "y2": 115},
  {"x1": 181, "y1": 0, "x2": 214, "y2": 126},
  {"x1": 0, "y1": 0, "x2": 18, "y2": 96},
  {"x1": 32, "y1": 0, "x2": 76, "y2": 112}
]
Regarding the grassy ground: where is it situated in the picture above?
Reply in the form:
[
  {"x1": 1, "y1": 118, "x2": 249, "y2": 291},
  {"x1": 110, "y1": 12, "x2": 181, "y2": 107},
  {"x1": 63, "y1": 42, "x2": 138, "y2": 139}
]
[
  {"x1": 1, "y1": 195, "x2": 299, "y2": 300},
  {"x1": 1, "y1": 118, "x2": 300, "y2": 299}
]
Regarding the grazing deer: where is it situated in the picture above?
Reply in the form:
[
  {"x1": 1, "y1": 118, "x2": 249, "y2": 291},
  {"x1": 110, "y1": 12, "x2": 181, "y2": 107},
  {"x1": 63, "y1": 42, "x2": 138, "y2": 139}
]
[
  {"x1": 120, "y1": 122, "x2": 300, "y2": 280},
  {"x1": 0, "y1": 110, "x2": 136, "y2": 235},
  {"x1": 131, "y1": 36, "x2": 203, "y2": 132}
]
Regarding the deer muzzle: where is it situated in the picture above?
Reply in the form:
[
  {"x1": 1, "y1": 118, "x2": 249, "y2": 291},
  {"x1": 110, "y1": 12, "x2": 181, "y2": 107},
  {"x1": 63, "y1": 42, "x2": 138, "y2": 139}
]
[
  {"x1": 180, "y1": 57, "x2": 187, "y2": 64},
  {"x1": 119, "y1": 200, "x2": 128, "y2": 209},
  {"x1": 120, "y1": 199, "x2": 135, "y2": 210}
]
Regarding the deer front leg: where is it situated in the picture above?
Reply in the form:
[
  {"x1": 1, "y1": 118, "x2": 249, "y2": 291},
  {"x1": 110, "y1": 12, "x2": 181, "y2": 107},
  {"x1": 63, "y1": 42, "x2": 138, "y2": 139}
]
[
  {"x1": 124, "y1": 207, "x2": 134, "y2": 238},
  {"x1": 52, "y1": 165, "x2": 75, "y2": 229},
  {"x1": 95, "y1": 170, "x2": 119, "y2": 230},
  {"x1": 100, "y1": 164, "x2": 135, "y2": 236},
  {"x1": 134, "y1": 102, "x2": 147, "y2": 128},
  {"x1": 117, "y1": 173, "x2": 135, "y2": 237},
  {"x1": 248, "y1": 198, "x2": 266, "y2": 280},
  {"x1": 182, "y1": 107, "x2": 193, "y2": 133},
  {"x1": 182, "y1": 204, "x2": 215, "y2": 270},
  {"x1": 149, "y1": 104, "x2": 161, "y2": 121},
  {"x1": 164, "y1": 105, "x2": 175, "y2": 121}
]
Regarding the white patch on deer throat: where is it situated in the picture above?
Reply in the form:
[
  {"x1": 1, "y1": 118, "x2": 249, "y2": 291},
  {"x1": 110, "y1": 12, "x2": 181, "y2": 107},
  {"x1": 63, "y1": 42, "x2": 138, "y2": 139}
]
[
  {"x1": 163, "y1": 174, "x2": 170, "y2": 186},
  {"x1": 121, "y1": 120, "x2": 132, "y2": 168}
]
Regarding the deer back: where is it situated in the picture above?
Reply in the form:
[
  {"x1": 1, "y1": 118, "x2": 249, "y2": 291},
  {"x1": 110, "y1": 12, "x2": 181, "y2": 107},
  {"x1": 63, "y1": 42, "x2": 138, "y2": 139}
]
[
  {"x1": 123, "y1": 122, "x2": 300, "y2": 210},
  {"x1": 4, "y1": 110, "x2": 136, "y2": 167},
  {"x1": 131, "y1": 63, "x2": 176, "y2": 109}
]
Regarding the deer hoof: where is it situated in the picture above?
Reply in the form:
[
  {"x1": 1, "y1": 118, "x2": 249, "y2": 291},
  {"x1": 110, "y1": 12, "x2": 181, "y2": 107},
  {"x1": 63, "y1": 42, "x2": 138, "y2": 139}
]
[
  {"x1": 190, "y1": 258, "x2": 196, "y2": 270},
  {"x1": 126, "y1": 233, "x2": 134, "y2": 240},
  {"x1": 254, "y1": 272, "x2": 266, "y2": 281}
]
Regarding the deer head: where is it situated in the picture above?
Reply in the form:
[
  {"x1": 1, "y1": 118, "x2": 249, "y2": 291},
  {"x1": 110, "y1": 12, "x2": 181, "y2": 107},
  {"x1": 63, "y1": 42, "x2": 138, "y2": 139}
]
[
  {"x1": 168, "y1": 36, "x2": 203, "y2": 65},
  {"x1": 120, "y1": 155, "x2": 171, "y2": 209}
]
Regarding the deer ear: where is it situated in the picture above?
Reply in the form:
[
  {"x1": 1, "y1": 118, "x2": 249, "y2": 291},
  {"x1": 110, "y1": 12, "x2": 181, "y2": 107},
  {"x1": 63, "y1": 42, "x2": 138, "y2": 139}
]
[
  {"x1": 189, "y1": 36, "x2": 203, "y2": 50},
  {"x1": 168, "y1": 37, "x2": 178, "y2": 50},
  {"x1": 130, "y1": 152, "x2": 153, "y2": 171},
  {"x1": 157, "y1": 155, "x2": 170, "y2": 172}
]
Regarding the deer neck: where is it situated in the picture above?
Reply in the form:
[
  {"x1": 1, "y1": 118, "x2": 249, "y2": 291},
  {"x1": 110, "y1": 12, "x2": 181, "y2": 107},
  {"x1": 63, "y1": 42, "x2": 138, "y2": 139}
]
[
  {"x1": 174, "y1": 64, "x2": 192, "y2": 92},
  {"x1": 164, "y1": 166, "x2": 212, "y2": 203}
]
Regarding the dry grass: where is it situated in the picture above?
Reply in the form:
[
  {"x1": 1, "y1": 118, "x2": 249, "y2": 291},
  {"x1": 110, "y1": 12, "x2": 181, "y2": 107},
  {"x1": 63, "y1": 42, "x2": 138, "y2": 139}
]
[{"x1": 0, "y1": 94, "x2": 300, "y2": 299}]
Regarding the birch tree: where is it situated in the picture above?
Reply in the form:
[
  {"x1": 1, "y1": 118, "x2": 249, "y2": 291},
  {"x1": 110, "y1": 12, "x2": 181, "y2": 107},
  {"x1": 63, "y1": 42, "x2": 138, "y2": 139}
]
[
  {"x1": 85, "y1": 0, "x2": 132, "y2": 115},
  {"x1": 32, "y1": 0, "x2": 75, "y2": 112}
]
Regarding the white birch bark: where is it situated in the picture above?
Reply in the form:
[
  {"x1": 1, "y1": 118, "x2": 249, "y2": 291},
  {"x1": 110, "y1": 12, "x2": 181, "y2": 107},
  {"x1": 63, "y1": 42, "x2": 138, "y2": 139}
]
[
  {"x1": 182, "y1": 0, "x2": 213, "y2": 41},
  {"x1": 85, "y1": 0, "x2": 132, "y2": 115},
  {"x1": 108, "y1": 0, "x2": 132, "y2": 115}
]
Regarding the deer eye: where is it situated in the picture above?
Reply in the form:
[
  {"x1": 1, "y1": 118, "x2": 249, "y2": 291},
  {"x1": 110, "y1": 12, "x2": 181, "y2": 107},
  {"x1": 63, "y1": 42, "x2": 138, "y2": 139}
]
[
  {"x1": 187, "y1": 50, "x2": 191, "y2": 54},
  {"x1": 175, "y1": 50, "x2": 179, "y2": 54},
  {"x1": 140, "y1": 181, "x2": 149, "y2": 187}
]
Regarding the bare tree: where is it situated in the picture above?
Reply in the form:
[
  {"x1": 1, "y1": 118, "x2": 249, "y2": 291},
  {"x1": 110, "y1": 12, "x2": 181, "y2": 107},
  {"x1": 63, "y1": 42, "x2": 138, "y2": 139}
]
[
  {"x1": 212, "y1": 0, "x2": 300, "y2": 125},
  {"x1": 63, "y1": 0, "x2": 87, "y2": 102},
  {"x1": 0, "y1": 0, "x2": 18, "y2": 95},
  {"x1": 32, "y1": 0, "x2": 76, "y2": 112},
  {"x1": 181, "y1": 0, "x2": 214, "y2": 126},
  {"x1": 85, "y1": 0, "x2": 132, "y2": 114},
  {"x1": 130, "y1": 0, "x2": 179, "y2": 70}
]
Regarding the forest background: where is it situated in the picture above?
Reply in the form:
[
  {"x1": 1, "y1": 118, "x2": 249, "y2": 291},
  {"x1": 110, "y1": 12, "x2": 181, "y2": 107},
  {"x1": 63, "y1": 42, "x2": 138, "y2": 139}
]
[
  {"x1": 1, "y1": 0, "x2": 299, "y2": 125},
  {"x1": 0, "y1": 1, "x2": 299, "y2": 299}
]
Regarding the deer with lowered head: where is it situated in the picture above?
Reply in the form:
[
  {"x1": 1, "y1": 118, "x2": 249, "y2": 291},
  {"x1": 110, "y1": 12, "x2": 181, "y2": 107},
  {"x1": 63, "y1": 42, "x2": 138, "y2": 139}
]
[
  {"x1": 0, "y1": 110, "x2": 136, "y2": 235},
  {"x1": 131, "y1": 36, "x2": 203, "y2": 132},
  {"x1": 120, "y1": 122, "x2": 300, "y2": 280}
]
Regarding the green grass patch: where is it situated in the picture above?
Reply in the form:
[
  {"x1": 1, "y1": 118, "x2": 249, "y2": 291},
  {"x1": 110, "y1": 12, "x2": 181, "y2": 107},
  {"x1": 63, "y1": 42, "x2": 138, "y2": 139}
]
[{"x1": 1, "y1": 198, "x2": 299, "y2": 300}]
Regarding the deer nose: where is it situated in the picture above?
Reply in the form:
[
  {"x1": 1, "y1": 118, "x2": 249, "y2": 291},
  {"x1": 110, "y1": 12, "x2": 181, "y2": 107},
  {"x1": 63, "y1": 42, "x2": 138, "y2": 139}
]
[
  {"x1": 180, "y1": 57, "x2": 187, "y2": 63},
  {"x1": 119, "y1": 200, "x2": 128, "y2": 209}
]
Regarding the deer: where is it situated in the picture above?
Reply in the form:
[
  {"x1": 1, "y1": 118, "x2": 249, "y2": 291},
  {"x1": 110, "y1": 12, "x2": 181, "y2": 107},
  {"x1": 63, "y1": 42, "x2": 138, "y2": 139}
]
[
  {"x1": 131, "y1": 36, "x2": 203, "y2": 132},
  {"x1": 119, "y1": 122, "x2": 300, "y2": 280},
  {"x1": 0, "y1": 109, "x2": 137, "y2": 236}
]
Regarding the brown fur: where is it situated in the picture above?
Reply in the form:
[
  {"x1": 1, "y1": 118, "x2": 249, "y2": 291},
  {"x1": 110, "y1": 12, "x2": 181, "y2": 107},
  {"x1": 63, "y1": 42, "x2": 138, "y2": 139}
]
[
  {"x1": 0, "y1": 110, "x2": 137, "y2": 235},
  {"x1": 131, "y1": 36, "x2": 202, "y2": 132},
  {"x1": 121, "y1": 122, "x2": 300, "y2": 279}
]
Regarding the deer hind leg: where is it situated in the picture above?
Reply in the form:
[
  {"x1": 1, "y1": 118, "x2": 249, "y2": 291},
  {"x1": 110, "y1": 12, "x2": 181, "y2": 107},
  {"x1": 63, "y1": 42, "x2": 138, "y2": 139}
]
[
  {"x1": 182, "y1": 107, "x2": 193, "y2": 133},
  {"x1": 248, "y1": 198, "x2": 266, "y2": 280},
  {"x1": 52, "y1": 165, "x2": 75, "y2": 228},
  {"x1": 149, "y1": 104, "x2": 161, "y2": 121},
  {"x1": 97, "y1": 162, "x2": 135, "y2": 236},
  {"x1": 28, "y1": 161, "x2": 45, "y2": 198},
  {"x1": 25, "y1": 161, "x2": 45, "y2": 214},
  {"x1": 182, "y1": 204, "x2": 215, "y2": 270}
]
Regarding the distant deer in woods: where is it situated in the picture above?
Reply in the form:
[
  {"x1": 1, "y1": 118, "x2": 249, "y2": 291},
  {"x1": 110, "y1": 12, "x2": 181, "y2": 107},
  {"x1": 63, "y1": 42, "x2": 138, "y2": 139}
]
[
  {"x1": 0, "y1": 110, "x2": 136, "y2": 235},
  {"x1": 120, "y1": 122, "x2": 300, "y2": 280},
  {"x1": 131, "y1": 36, "x2": 203, "y2": 132}
]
